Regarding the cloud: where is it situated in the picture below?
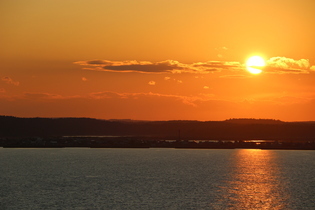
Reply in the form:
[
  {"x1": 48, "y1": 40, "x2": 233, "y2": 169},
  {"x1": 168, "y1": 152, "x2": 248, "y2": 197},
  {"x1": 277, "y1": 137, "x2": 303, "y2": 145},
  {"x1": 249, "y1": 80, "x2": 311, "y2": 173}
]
[
  {"x1": 203, "y1": 86, "x2": 209, "y2": 89},
  {"x1": 88, "y1": 91, "x2": 215, "y2": 107},
  {"x1": 89, "y1": 91, "x2": 127, "y2": 99},
  {"x1": 4, "y1": 90, "x2": 215, "y2": 107},
  {"x1": 164, "y1": 77, "x2": 171, "y2": 80},
  {"x1": 23, "y1": 92, "x2": 81, "y2": 100},
  {"x1": 265, "y1": 57, "x2": 311, "y2": 74},
  {"x1": 0, "y1": 88, "x2": 5, "y2": 93},
  {"x1": 75, "y1": 57, "x2": 314, "y2": 75},
  {"x1": 74, "y1": 59, "x2": 242, "y2": 74},
  {"x1": 74, "y1": 60, "x2": 186, "y2": 73},
  {"x1": 148, "y1": 81, "x2": 156, "y2": 85},
  {"x1": 2, "y1": 77, "x2": 19, "y2": 86},
  {"x1": 246, "y1": 93, "x2": 315, "y2": 106},
  {"x1": 192, "y1": 61, "x2": 240, "y2": 69},
  {"x1": 216, "y1": 46, "x2": 229, "y2": 58},
  {"x1": 219, "y1": 75, "x2": 251, "y2": 79},
  {"x1": 164, "y1": 77, "x2": 184, "y2": 84},
  {"x1": 82, "y1": 77, "x2": 87, "y2": 81},
  {"x1": 24, "y1": 93, "x2": 64, "y2": 100}
]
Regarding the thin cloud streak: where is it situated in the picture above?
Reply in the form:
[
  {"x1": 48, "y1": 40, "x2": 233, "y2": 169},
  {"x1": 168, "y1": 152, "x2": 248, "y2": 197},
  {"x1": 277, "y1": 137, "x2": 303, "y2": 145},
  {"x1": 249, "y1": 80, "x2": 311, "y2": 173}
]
[
  {"x1": 74, "y1": 59, "x2": 242, "y2": 74},
  {"x1": 2, "y1": 77, "x2": 20, "y2": 86},
  {"x1": 17, "y1": 90, "x2": 216, "y2": 107},
  {"x1": 23, "y1": 93, "x2": 82, "y2": 100},
  {"x1": 88, "y1": 91, "x2": 216, "y2": 106}
]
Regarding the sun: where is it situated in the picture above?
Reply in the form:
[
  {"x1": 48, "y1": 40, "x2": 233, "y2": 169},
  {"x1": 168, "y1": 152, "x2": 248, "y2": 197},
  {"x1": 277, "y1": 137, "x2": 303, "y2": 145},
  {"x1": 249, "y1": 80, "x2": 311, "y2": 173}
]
[{"x1": 246, "y1": 56, "x2": 265, "y2": 74}]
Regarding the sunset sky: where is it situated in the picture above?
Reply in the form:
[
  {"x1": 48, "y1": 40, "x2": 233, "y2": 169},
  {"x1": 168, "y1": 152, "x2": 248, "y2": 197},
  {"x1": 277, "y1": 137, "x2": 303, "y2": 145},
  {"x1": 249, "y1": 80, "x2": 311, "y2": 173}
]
[{"x1": 1, "y1": 0, "x2": 315, "y2": 121}]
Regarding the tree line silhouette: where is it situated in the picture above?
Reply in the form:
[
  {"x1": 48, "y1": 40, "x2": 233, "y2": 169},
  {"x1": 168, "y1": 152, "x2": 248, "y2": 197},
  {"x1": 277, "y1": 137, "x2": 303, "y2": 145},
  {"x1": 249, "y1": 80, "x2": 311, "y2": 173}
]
[{"x1": 1, "y1": 115, "x2": 315, "y2": 141}]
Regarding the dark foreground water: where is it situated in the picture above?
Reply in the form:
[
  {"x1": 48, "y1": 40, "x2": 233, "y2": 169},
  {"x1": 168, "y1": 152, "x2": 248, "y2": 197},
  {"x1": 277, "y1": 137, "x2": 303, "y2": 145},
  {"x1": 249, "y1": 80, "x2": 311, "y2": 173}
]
[{"x1": 0, "y1": 148, "x2": 314, "y2": 209}]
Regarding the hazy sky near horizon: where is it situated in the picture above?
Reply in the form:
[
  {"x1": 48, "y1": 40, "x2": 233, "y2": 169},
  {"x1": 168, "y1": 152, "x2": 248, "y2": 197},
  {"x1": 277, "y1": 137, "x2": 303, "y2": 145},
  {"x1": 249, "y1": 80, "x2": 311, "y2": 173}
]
[{"x1": 1, "y1": 0, "x2": 315, "y2": 121}]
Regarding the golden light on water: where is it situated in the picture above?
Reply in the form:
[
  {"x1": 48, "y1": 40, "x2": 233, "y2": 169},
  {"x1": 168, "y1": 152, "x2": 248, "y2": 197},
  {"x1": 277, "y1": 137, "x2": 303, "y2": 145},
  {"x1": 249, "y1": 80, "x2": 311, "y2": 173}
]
[{"x1": 228, "y1": 149, "x2": 287, "y2": 209}]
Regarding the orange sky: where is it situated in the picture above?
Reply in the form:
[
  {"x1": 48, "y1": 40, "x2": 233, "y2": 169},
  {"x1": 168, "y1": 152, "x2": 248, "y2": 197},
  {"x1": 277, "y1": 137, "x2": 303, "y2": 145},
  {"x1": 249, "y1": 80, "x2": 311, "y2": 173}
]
[{"x1": 1, "y1": 0, "x2": 315, "y2": 121}]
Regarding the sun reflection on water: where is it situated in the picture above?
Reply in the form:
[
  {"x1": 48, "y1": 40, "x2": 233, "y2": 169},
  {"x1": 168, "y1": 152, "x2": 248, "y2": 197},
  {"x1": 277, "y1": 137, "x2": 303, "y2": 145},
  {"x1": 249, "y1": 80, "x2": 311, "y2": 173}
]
[{"x1": 227, "y1": 149, "x2": 288, "y2": 209}]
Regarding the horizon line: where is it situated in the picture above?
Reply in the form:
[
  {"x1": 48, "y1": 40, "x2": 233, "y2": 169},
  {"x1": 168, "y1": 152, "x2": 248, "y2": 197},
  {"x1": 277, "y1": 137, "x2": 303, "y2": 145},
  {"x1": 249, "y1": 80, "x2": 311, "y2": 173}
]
[{"x1": 1, "y1": 115, "x2": 315, "y2": 123}]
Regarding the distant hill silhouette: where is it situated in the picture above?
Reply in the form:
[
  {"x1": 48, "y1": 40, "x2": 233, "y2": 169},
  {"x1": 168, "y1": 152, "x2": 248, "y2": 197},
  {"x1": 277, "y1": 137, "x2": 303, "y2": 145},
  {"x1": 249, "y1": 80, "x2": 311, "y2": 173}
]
[
  {"x1": 225, "y1": 118, "x2": 284, "y2": 124},
  {"x1": 1, "y1": 116, "x2": 315, "y2": 141}
]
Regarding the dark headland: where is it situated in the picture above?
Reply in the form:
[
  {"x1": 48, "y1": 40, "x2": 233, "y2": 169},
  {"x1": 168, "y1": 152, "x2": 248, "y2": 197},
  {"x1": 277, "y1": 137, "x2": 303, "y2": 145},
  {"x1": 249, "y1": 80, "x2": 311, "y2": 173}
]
[{"x1": 1, "y1": 116, "x2": 315, "y2": 149}]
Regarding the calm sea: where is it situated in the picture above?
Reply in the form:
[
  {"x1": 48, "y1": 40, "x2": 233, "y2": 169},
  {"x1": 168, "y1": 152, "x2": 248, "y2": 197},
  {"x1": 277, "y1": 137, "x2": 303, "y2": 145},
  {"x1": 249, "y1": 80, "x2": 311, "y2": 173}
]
[{"x1": 0, "y1": 148, "x2": 314, "y2": 209}]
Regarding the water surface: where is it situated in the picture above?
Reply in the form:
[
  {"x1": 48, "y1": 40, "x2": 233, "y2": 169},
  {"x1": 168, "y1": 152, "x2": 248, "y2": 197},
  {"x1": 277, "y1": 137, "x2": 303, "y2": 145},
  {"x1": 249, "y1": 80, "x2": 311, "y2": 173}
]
[{"x1": 0, "y1": 148, "x2": 314, "y2": 209}]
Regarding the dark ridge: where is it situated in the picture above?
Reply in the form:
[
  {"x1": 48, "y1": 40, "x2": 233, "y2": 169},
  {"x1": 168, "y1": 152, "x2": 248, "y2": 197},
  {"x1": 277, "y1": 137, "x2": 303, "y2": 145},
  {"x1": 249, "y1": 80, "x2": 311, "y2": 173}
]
[
  {"x1": 0, "y1": 115, "x2": 315, "y2": 141},
  {"x1": 225, "y1": 118, "x2": 284, "y2": 124}
]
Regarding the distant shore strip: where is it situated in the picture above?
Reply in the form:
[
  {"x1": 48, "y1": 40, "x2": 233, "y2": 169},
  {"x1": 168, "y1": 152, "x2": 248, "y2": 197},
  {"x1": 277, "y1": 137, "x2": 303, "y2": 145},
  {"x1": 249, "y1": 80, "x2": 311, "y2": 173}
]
[{"x1": 1, "y1": 137, "x2": 315, "y2": 150}]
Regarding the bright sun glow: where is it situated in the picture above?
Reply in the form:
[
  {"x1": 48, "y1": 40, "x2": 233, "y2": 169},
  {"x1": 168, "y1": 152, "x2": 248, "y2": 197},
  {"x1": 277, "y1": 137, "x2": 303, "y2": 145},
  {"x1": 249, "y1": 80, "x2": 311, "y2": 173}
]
[{"x1": 246, "y1": 56, "x2": 266, "y2": 74}]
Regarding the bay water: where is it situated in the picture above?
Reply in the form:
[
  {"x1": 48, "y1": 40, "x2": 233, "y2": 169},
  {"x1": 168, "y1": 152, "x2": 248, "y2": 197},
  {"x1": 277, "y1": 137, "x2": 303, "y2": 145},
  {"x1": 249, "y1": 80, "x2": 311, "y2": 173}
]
[{"x1": 0, "y1": 148, "x2": 314, "y2": 209}]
